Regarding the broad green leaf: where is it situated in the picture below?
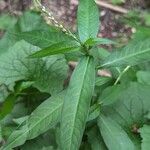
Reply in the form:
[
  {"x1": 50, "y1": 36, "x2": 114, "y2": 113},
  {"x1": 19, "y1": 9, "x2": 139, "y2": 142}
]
[
  {"x1": 90, "y1": 48, "x2": 110, "y2": 65},
  {"x1": 102, "y1": 82, "x2": 150, "y2": 128},
  {"x1": 2, "y1": 125, "x2": 28, "y2": 150},
  {"x1": 11, "y1": 29, "x2": 75, "y2": 49},
  {"x1": 0, "y1": 11, "x2": 49, "y2": 54},
  {"x1": 0, "y1": 85, "x2": 9, "y2": 103},
  {"x1": 85, "y1": 38, "x2": 115, "y2": 46},
  {"x1": 77, "y1": 0, "x2": 99, "y2": 42},
  {"x1": 95, "y1": 77, "x2": 112, "y2": 86},
  {"x1": 97, "y1": 115, "x2": 135, "y2": 150},
  {"x1": 96, "y1": 48, "x2": 110, "y2": 59},
  {"x1": 98, "y1": 84, "x2": 125, "y2": 106},
  {"x1": 0, "y1": 14, "x2": 17, "y2": 30},
  {"x1": 139, "y1": 125, "x2": 150, "y2": 150},
  {"x1": 87, "y1": 126, "x2": 107, "y2": 150},
  {"x1": 60, "y1": 56, "x2": 95, "y2": 150},
  {"x1": 17, "y1": 11, "x2": 49, "y2": 32},
  {"x1": 144, "y1": 111, "x2": 150, "y2": 120},
  {"x1": 0, "y1": 25, "x2": 20, "y2": 55},
  {"x1": 30, "y1": 41, "x2": 80, "y2": 58},
  {"x1": 100, "y1": 38, "x2": 150, "y2": 68},
  {"x1": 0, "y1": 40, "x2": 68, "y2": 94},
  {"x1": 2, "y1": 93, "x2": 64, "y2": 149},
  {"x1": 65, "y1": 50, "x2": 84, "y2": 61},
  {"x1": 100, "y1": 82, "x2": 150, "y2": 149},
  {"x1": 119, "y1": 67, "x2": 137, "y2": 84},
  {"x1": 136, "y1": 71, "x2": 150, "y2": 85}
]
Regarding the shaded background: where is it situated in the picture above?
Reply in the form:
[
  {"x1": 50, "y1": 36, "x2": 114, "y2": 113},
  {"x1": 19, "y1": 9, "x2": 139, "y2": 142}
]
[{"x1": 0, "y1": 0, "x2": 150, "y2": 42}]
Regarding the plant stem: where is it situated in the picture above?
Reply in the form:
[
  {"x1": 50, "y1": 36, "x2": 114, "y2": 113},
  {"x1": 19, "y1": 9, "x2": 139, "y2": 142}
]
[{"x1": 114, "y1": 66, "x2": 130, "y2": 85}]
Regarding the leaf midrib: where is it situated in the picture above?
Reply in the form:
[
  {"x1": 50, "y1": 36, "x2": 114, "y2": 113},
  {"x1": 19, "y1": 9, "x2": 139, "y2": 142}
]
[
  {"x1": 101, "y1": 48, "x2": 150, "y2": 67},
  {"x1": 68, "y1": 57, "x2": 90, "y2": 149},
  {"x1": 4, "y1": 100, "x2": 62, "y2": 150},
  {"x1": 32, "y1": 46, "x2": 80, "y2": 57}
]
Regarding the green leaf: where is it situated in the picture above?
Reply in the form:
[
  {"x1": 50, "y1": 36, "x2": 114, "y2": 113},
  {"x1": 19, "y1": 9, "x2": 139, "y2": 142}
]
[
  {"x1": 136, "y1": 71, "x2": 150, "y2": 85},
  {"x1": 17, "y1": 11, "x2": 49, "y2": 32},
  {"x1": 30, "y1": 41, "x2": 80, "y2": 58},
  {"x1": 14, "y1": 81, "x2": 34, "y2": 94},
  {"x1": 80, "y1": 142, "x2": 91, "y2": 150},
  {"x1": 2, "y1": 92, "x2": 64, "y2": 149},
  {"x1": 60, "y1": 56, "x2": 95, "y2": 150},
  {"x1": 77, "y1": 0, "x2": 99, "y2": 42},
  {"x1": 0, "y1": 85, "x2": 9, "y2": 103},
  {"x1": 85, "y1": 38, "x2": 115, "y2": 46},
  {"x1": 98, "y1": 84, "x2": 125, "y2": 106},
  {"x1": 0, "y1": 40, "x2": 68, "y2": 94},
  {"x1": 87, "y1": 126, "x2": 107, "y2": 150},
  {"x1": 0, "y1": 11, "x2": 49, "y2": 54},
  {"x1": 11, "y1": 29, "x2": 74, "y2": 49},
  {"x1": 88, "y1": 104, "x2": 101, "y2": 122},
  {"x1": 13, "y1": 116, "x2": 29, "y2": 125},
  {"x1": 102, "y1": 82, "x2": 150, "y2": 128},
  {"x1": 90, "y1": 48, "x2": 110, "y2": 66},
  {"x1": 139, "y1": 125, "x2": 150, "y2": 150},
  {"x1": 0, "y1": 14, "x2": 17, "y2": 30},
  {"x1": 95, "y1": 77, "x2": 112, "y2": 86},
  {"x1": 20, "y1": 133, "x2": 55, "y2": 150},
  {"x1": 0, "y1": 125, "x2": 2, "y2": 144},
  {"x1": 97, "y1": 115, "x2": 135, "y2": 150},
  {"x1": 0, "y1": 94, "x2": 16, "y2": 119},
  {"x1": 100, "y1": 38, "x2": 150, "y2": 68}
]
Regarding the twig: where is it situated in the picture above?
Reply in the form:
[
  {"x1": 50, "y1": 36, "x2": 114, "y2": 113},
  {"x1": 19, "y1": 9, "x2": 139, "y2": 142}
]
[
  {"x1": 114, "y1": 66, "x2": 130, "y2": 85},
  {"x1": 71, "y1": 0, "x2": 128, "y2": 14},
  {"x1": 96, "y1": 0, "x2": 128, "y2": 14}
]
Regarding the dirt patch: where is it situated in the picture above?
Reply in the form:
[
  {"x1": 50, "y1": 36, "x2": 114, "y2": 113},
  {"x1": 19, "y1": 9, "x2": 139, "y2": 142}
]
[{"x1": 0, "y1": 0, "x2": 148, "y2": 40}]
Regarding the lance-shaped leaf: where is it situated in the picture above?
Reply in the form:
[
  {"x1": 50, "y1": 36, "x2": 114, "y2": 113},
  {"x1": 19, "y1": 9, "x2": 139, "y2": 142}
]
[
  {"x1": 30, "y1": 41, "x2": 81, "y2": 58},
  {"x1": 87, "y1": 126, "x2": 107, "y2": 150},
  {"x1": 95, "y1": 76, "x2": 112, "y2": 86},
  {"x1": 139, "y1": 125, "x2": 150, "y2": 150},
  {"x1": 85, "y1": 38, "x2": 115, "y2": 46},
  {"x1": 77, "y1": 0, "x2": 99, "y2": 42},
  {"x1": 97, "y1": 115, "x2": 135, "y2": 150},
  {"x1": 60, "y1": 56, "x2": 95, "y2": 150},
  {"x1": 2, "y1": 92, "x2": 64, "y2": 149},
  {"x1": 100, "y1": 38, "x2": 150, "y2": 68},
  {"x1": 11, "y1": 30, "x2": 74, "y2": 49}
]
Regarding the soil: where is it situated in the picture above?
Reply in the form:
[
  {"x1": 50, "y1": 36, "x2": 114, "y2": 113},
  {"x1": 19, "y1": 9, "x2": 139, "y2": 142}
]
[{"x1": 0, "y1": 0, "x2": 149, "y2": 40}]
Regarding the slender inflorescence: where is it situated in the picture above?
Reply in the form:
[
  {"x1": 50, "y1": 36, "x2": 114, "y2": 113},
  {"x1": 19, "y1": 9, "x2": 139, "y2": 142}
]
[{"x1": 34, "y1": 0, "x2": 77, "y2": 40}]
